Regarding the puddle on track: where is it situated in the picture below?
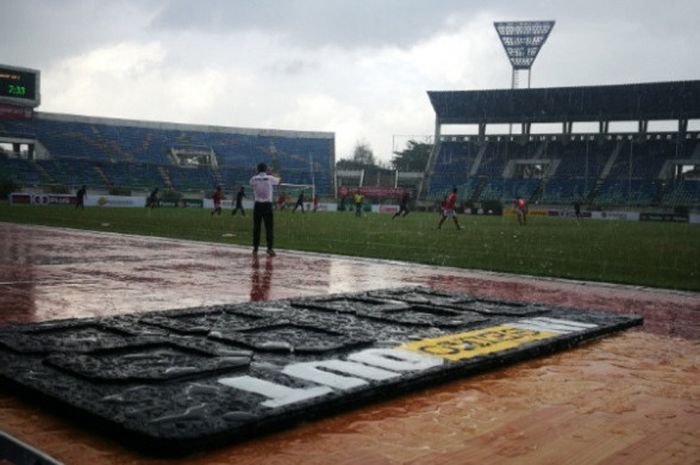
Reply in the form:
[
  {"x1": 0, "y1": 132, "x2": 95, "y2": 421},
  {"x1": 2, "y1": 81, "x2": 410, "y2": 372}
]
[{"x1": 0, "y1": 223, "x2": 698, "y2": 465}]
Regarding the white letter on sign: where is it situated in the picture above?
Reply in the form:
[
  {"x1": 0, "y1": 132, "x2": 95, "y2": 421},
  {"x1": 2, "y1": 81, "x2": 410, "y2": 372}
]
[
  {"x1": 348, "y1": 348, "x2": 443, "y2": 371},
  {"x1": 218, "y1": 376, "x2": 332, "y2": 408},
  {"x1": 283, "y1": 360, "x2": 398, "y2": 390}
]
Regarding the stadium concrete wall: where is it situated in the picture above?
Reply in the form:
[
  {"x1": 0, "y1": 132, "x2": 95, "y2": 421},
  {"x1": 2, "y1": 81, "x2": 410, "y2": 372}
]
[
  {"x1": 10, "y1": 193, "x2": 143, "y2": 207},
  {"x1": 202, "y1": 199, "x2": 338, "y2": 212},
  {"x1": 591, "y1": 211, "x2": 641, "y2": 222},
  {"x1": 8, "y1": 192, "x2": 698, "y2": 223}
]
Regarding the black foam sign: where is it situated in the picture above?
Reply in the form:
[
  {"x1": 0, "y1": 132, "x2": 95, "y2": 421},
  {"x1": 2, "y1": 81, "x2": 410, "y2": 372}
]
[{"x1": 0, "y1": 287, "x2": 641, "y2": 455}]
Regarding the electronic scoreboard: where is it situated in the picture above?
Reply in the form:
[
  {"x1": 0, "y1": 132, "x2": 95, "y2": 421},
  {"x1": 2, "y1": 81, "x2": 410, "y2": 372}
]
[{"x1": 0, "y1": 64, "x2": 40, "y2": 107}]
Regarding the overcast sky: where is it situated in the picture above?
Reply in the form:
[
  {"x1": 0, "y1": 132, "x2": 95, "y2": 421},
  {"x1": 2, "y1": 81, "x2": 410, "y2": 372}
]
[{"x1": 2, "y1": 0, "x2": 699, "y2": 163}]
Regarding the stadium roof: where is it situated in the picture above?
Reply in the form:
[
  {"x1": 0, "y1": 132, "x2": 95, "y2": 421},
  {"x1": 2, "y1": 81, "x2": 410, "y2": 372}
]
[
  {"x1": 32, "y1": 111, "x2": 335, "y2": 139},
  {"x1": 428, "y1": 81, "x2": 700, "y2": 125}
]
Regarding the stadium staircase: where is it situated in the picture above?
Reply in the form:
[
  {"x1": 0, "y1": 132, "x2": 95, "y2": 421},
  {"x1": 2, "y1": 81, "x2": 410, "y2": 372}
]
[
  {"x1": 31, "y1": 160, "x2": 53, "y2": 184},
  {"x1": 529, "y1": 182, "x2": 544, "y2": 204},
  {"x1": 93, "y1": 165, "x2": 112, "y2": 188},
  {"x1": 213, "y1": 168, "x2": 224, "y2": 188},
  {"x1": 533, "y1": 140, "x2": 548, "y2": 160},
  {"x1": 579, "y1": 140, "x2": 622, "y2": 204},
  {"x1": 652, "y1": 181, "x2": 666, "y2": 206},
  {"x1": 419, "y1": 140, "x2": 442, "y2": 199},
  {"x1": 586, "y1": 179, "x2": 604, "y2": 204},
  {"x1": 157, "y1": 166, "x2": 173, "y2": 189},
  {"x1": 469, "y1": 143, "x2": 488, "y2": 176},
  {"x1": 600, "y1": 141, "x2": 622, "y2": 179},
  {"x1": 468, "y1": 177, "x2": 488, "y2": 203}
]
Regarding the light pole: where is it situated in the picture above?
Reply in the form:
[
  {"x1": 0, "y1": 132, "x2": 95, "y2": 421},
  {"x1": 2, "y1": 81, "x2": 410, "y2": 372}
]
[
  {"x1": 494, "y1": 21, "x2": 555, "y2": 140},
  {"x1": 494, "y1": 21, "x2": 555, "y2": 91}
]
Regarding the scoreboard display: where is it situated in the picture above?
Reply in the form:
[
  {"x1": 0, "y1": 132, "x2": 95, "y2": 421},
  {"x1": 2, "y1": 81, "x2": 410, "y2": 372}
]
[{"x1": 0, "y1": 65, "x2": 40, "y2": 107}]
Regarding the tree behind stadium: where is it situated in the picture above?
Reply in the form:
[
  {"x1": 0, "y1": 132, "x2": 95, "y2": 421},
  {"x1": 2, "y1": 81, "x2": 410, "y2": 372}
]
[
  {"x1": 391, "y1": 140, "x2": 432, "y2": 172},
  {"x1": 336, "y1": 141, "x2": 380, "y2": 170}
]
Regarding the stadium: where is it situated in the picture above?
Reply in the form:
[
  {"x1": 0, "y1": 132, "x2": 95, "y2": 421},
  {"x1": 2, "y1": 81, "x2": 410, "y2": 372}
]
[
  {"x1": 2, "y1": 70, "x2": 699, "y2": 216},
  {"x1": 1, "y1": 15, "x2": 699, "y2": 465},
  {"x1": 0, "y1": 69, "x2": 334, "y2": 206},
  {"x1": 424, "y1": 81, "x2": 700, "y2": 211}
]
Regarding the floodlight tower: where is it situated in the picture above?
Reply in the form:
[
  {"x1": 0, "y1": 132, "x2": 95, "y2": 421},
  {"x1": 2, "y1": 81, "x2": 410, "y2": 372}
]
[{"x1": 494, "y1": 21, "x2": 555, "y2": 89}]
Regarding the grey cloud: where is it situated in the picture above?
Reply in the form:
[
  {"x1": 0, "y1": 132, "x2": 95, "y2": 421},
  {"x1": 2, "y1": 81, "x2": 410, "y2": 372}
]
[
  {"x1": 279, "y1": 59, "x2": 316, "y2": 76},
  {"x1": 0, "y1": 0, "x2": 160, "y2": 67},
  {"x1": 149, "y1": 0, "x2": 473, "y2": 49},
  {"x1": 148, "y1": 0, "x2": 700, "y2": 52},
  {"x1": 3, "y1": 0, "x2": 699, "y2": 162},
  {"x1": 5, "y1": 0, "x2": 698, "y2": 65}
]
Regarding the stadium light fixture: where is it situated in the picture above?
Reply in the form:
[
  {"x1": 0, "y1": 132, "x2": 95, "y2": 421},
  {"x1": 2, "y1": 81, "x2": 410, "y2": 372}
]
[{"x1": 494, "y1": 21, "x2": 555, "y2": 89}]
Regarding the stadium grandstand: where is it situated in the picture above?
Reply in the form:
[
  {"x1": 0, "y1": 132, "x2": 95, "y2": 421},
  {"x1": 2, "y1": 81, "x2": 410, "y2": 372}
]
[
  {"x1": 0, "y1": 111, "x2": 335, "y2": 197},
  {"x1": 422, "y1": 80, "x2": 700, "y2": 209}
]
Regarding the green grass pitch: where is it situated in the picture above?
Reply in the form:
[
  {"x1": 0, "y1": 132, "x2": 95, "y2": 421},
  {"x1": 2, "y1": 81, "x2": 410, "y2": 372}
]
[{"x1": 1, "y1": 203, "x2": 698, "y2": 291}]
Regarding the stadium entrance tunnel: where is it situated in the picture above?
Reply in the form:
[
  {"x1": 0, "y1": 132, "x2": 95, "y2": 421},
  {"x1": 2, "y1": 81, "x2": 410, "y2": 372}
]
[{"x1": 0, "y1": 287, "x2": 641, "y2": 455}]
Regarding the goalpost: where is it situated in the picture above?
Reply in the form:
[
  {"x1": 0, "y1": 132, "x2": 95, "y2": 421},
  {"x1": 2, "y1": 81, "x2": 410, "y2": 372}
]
[
  {"x1": 279, "y1": 183, "x2": 314, "y2": 197},
  {"x1": 276, "y1": 182, "x2": 315, "y2": 208}
]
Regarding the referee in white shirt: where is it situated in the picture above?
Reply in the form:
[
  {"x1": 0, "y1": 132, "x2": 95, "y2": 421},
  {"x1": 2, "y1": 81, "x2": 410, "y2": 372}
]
[{"x1": 250, "y1": 162, "x2": 281, "y2": 256}]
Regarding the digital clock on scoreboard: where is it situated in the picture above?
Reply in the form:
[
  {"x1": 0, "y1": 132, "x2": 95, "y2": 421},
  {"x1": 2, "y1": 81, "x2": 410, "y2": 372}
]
[{"x1": 0, "y1": 65, "x2": 40, "y2": 107}]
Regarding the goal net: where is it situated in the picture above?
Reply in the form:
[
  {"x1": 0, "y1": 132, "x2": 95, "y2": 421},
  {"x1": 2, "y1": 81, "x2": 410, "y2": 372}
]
[{"x1": 274, "y1": 183, "x2": 315, "y2": 208}]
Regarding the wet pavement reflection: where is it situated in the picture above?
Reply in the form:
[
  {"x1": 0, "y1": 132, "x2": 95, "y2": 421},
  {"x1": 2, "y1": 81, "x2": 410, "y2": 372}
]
[
  {"x1": 1, "y1": 223, "x2": 697, "y2": 339},
  {"x1": 250, "y1": 256, "x2": 273, "y2": 301},
  {"x1": 0, "y1": 223, "x2": 698, "y2": 464}
]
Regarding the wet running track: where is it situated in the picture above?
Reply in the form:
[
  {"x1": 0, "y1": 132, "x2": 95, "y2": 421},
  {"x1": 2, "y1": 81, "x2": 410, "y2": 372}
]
[{"x1": 1, "y1": 223, "x2": 698, "y2": 465}]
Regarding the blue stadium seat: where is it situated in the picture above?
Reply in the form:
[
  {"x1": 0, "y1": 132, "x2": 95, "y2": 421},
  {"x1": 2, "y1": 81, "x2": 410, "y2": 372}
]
[
  {"x1": 426, "y1": 133, "x2": 694, "y2": 207},
  {"x1": 0, "y1": 157, "x2": 45, "y2": 186},
  {"x1": 0, "y1": 115, "x2": 334, "y2": 195}
]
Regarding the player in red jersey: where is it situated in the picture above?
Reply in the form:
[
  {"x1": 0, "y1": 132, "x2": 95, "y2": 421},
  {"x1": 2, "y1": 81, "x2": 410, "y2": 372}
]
[
  {"x1": 211, "y1": 185, "x2": 224, "y2": 216},
  {"x1": 276, "y1": 192, "x2": 287, "y2": 210},
  {"x1": 437, "y1": 187, "x2": 462, "y2": 230},
  {"x1": 514, "y1": 196, "x2": 528, "y2": 225}
]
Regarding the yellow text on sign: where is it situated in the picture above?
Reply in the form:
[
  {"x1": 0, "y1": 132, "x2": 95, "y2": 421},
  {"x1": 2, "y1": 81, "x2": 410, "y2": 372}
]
[{"x1": 399, "y1": 325, "x2": 558, "y2": 361}]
